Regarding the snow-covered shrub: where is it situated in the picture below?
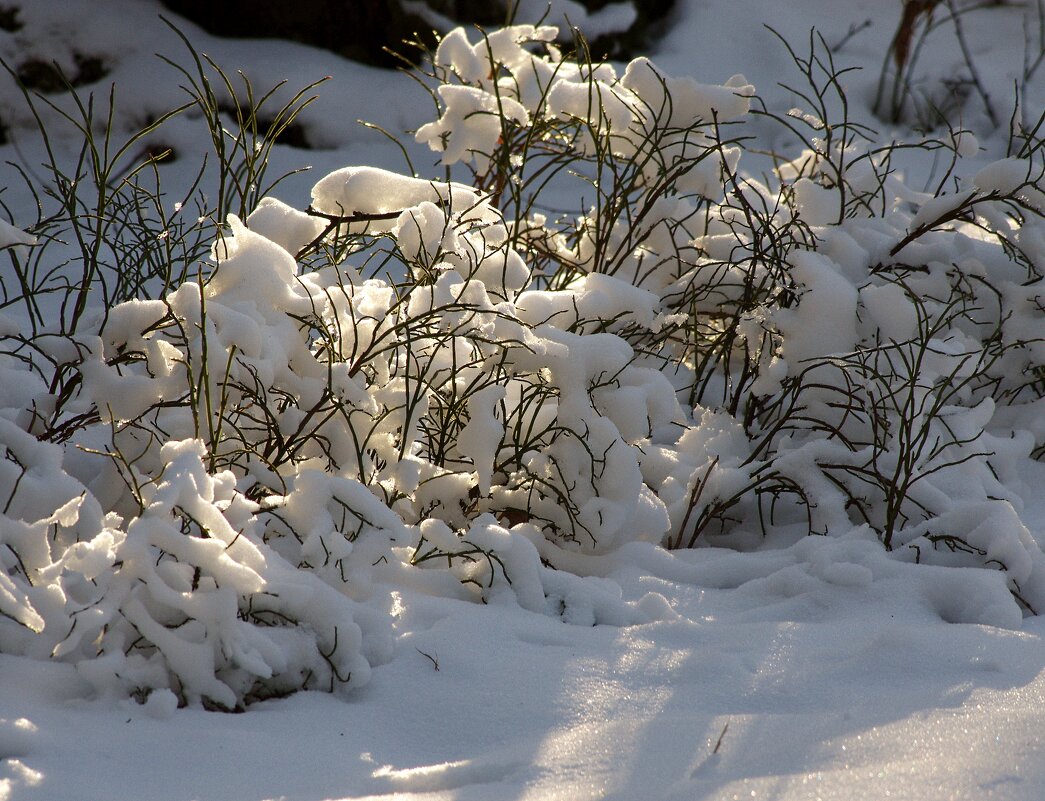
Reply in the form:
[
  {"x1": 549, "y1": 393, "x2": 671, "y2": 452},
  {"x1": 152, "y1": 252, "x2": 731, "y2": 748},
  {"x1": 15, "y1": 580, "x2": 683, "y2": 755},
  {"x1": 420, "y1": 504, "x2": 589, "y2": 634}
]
[
  {"x1": 1, "y1": 21, "x2": 1044, "y2": 707},
  {"x1": 411, "y1": 22, "x2": 1045, "y2": 600}
]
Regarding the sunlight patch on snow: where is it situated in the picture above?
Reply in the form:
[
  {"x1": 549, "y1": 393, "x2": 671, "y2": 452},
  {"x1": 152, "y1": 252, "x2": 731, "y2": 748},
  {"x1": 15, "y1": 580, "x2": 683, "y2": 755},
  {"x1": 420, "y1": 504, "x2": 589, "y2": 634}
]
[
  {"x1": 370, "y1": 754, "x2": 526, "y2": 793},
  {"x1": 2, "y1": 761, "x2": 42, "y2": 788}
]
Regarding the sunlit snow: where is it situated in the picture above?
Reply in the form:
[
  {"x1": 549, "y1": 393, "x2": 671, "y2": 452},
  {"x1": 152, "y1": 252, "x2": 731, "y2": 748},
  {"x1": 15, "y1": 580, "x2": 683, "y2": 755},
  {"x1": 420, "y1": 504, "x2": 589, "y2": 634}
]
[{"x1": 1, "y1": 1, "x2": 1044, "y2": 800}]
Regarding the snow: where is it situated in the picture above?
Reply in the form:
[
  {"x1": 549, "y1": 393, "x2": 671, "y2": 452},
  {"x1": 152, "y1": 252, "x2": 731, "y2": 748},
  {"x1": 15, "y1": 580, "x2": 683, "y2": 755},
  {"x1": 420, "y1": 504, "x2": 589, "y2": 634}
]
[
  {"x1": 0, "y1": 220, "x2": 35, "y2": 250},
  {"x1": 1, "y1": 1, "x2": 1045, "y2": 800},
  {"x1": 5, "y1": 565, "x2": 1045, "y2": 799}
]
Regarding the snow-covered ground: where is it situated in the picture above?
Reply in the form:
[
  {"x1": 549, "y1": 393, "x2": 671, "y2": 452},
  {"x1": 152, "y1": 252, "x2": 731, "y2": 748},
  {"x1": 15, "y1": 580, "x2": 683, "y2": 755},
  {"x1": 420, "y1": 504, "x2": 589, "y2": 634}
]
[
  {"x1": 2, "y1": 1, "x2": 1045, "y2": 799},
  {"x1": 6, "y1": 548, "x2": 1045, "y2": 801}
]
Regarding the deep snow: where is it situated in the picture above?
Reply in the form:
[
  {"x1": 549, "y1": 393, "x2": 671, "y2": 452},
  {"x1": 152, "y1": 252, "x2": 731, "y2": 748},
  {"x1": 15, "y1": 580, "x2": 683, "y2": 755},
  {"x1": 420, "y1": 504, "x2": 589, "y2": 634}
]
[{"x1": 2, "y1": 1, "x2": 1045, "y2": 799}]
